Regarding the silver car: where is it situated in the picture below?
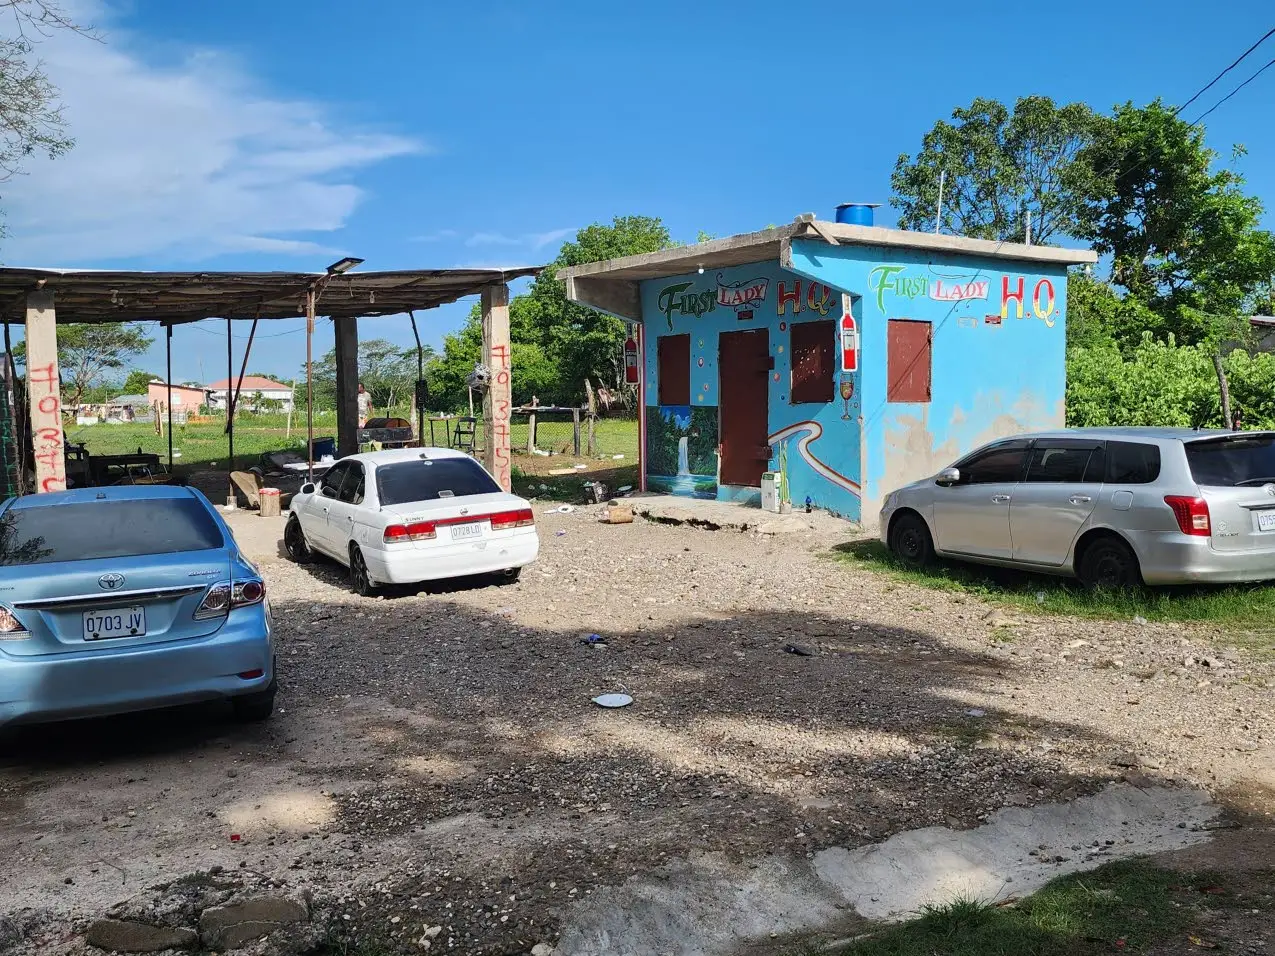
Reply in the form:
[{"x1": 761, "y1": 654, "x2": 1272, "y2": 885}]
[{"x1": 879, "y1": 428, "x2": 1275, "y2": 587}]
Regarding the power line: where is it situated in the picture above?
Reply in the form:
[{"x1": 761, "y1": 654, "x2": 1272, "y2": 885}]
[
  {"x1": 1175, "y1": 26, "x2": 1275, "y2": 115},
  {"x1": 1188, "y1": 55, "x2": 1275, "y2": 124}
]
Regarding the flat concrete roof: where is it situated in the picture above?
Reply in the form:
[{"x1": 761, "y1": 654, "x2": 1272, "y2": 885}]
[{"x1": 556, "y1": 220, "x2": 1096, "y2": 283}]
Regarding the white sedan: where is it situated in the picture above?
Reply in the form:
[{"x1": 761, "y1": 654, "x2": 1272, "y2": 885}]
[{"x1": 283, "y1": 447, "x2": 539, "y2": 595}]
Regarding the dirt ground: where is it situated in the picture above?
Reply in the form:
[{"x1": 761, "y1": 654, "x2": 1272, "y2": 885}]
[{"x1": 1, "y1": 503, "x2": 1272, "y2": 955}]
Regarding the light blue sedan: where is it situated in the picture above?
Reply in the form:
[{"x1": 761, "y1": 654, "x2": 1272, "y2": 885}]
[{"x1": 0, "y1": 486, "x2": 275, "y2": 728}]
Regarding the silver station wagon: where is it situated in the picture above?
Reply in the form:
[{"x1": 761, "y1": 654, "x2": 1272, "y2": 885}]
[{"x1": 880, "y1": 428, "x2": 1275, "y2": 588}]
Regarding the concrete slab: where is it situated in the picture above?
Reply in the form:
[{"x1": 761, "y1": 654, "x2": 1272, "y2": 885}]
[
  {"x1": 555, "y1": 783, "x2": 1218, "y2": 956},
  {"x1": 630, "y1": 494, "x2": 858, "y2": 535}
]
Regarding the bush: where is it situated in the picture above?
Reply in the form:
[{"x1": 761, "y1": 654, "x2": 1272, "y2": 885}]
[{"x1": 1066, "y1": 334, "x2": 1275, "y2": 430}]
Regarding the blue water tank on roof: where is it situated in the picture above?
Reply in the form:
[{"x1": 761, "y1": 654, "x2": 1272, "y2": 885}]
[{"x1": 835, "y1": 203, "x2": 879, "y2": 226}]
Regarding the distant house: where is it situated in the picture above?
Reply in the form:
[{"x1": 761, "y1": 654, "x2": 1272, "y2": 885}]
[
  {"x1": 1252, "y1": 317, "x2": 1275, "y2": 353},
  {"x1": 206, "y1": 376, "x2": 294, "y2": 412},
  {"x1": 147, "y1": 380, "x2": 210, "y2": 411}
]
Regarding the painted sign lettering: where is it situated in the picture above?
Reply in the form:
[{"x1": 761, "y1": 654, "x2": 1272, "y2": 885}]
[
  {"x1": 1000, "y1": 276, "x2": 1057, "y2": 327},
  {"x1": 777, "y1": 279, "x2": 834, "y2": 317},
  {"x1": 716, "y1": 274, "x2": 769, "y2": 319},
  {"x1": 868, "y1": 266, "x2": 931, "y2": 312},
  {"x1": 658, "y1": 281, "x2": 716, "y2": 329},
  {"x1": 929, "y1": 279, "x2": 988, "y2": 302}
]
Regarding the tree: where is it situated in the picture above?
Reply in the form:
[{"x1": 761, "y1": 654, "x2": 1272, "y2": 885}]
[
  {"x1": 304, "y1": 338, "x2": 418, "y2": 410},
  {"x1": 1064, "y1": 100, "x2": 1275, "y2": 344},
  {"x1": 0, "y1": 1, "x2": 92, "y2": 232},
  {"x1": 13, "y1": 322, "x2": 153, "y2": 407},
  {"x1": 121, "y1": 369, "x2": 159, "y2": 394},
  {"x1": 431, "y1": 216, "x2": 676, "y2": 411},
  {"x1": 890, "y1": 96, "x2": 1099, "y2": 242}
]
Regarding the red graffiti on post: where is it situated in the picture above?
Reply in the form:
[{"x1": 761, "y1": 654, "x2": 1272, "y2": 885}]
[
  {"x1": 488, "y1": 344, "x2": 512, "y2": 490},
  {"x1": 28, "y1": 363, "x2": 66, "y2": 493}
]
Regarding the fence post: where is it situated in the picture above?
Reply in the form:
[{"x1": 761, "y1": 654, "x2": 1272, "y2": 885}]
[
  {"x1": 527, "y1": 406, "x2": 537, "y2": 454},
  {"x1": 587, "y1": 413, "x2": 596, "y2": 457},
  {"x1": 572, "y1": 407, "x2": 581, "y2": 456}
]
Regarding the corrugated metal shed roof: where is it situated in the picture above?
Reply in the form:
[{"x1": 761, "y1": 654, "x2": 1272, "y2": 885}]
[{"x1": 0, "y1": 266, "x2": 542, "y2": 325}]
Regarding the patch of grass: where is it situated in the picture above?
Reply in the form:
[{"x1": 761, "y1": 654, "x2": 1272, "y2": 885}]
[
  {"x1": 833, "y1": 540, "x2": 1275, "y2": 640},
  {"x1": 827, "y1": 858, "x2": 1249, "y2": 955}
]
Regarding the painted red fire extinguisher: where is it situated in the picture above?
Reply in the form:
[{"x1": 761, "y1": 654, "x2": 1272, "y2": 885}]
[
  {"x1": 840, "y1": 313, "x2": 858, "y2": 373},
  {"x1": 624, "y1": 333, "x2": 639, "y2": 384}
]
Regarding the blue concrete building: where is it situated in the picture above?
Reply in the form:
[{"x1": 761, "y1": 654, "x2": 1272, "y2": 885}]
[{"x1": 560, "y1": 212, "x2": 1095, "y2": 527}]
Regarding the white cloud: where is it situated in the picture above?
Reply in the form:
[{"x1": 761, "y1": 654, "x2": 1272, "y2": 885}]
[
  {"x1": 465, "y1": 232, "x2": 523, "y2": 248},
  {"x1": 0, "y1": 2, "x2": 424, "y2": 264},
  {"x1": 528, "y1": 227, "x2": 574, "y2": 249},
  {"x1": 409, "y1": 229, "x2": 459, "y2": 243},
  {"x1": 464, "y1": 227, "x2": 574, "y2": 249}
]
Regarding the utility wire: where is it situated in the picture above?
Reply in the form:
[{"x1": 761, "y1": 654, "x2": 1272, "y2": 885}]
[
  {"x1": 1188, "y1": 55, "x2": 1275, "y2": 124},
  {"x1": 1175, "y1": 26, "x2": 1275, "y2": 115}
]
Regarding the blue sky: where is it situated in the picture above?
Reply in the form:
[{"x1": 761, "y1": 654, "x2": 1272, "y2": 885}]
[{"x1": 4, "y1": 0, "x2": 1274, "y2": 385}]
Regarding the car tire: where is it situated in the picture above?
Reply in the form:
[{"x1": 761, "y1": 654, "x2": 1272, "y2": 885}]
[
  {"x1": 888, "y1": 512, "x2": 935, "y2": 567},
  {"x1": 349, "y1": 546, "x2": 378, "y2": 597},
  {"x1": 284, "y1": 516, "x2": 312, "y2": 564},
  {"x1": 232, "y1": 679, "x2": 276, "y2": 722},
  {"x1": 497, "y1": 568, "x2": 522, "y2": 585},
  {"x1": 1077, "y1": 535, "x2": 1141, "y2": 590}
]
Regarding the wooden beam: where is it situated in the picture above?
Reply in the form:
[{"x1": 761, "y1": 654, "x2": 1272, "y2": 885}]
[
  {"x1": 334, "y1": 316, "x2": 359, "y2": 457},
  {"x1": 481, "y1": 283, "x2": 511, "y2": 491},
  {"x1": 24, "y1": 290, "x2": 65, "y2": 493}
]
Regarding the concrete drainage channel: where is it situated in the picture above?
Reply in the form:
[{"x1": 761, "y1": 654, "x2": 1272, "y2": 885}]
[{"x1": 554, "y1": 783, "x2": 1220, "y2": 956}]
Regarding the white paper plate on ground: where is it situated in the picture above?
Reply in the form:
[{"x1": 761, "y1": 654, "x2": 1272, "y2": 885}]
[{"x1": 592, "y1": 693, "x2": 633, "y2": 708}]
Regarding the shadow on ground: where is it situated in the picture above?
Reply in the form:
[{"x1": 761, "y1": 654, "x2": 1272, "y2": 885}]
[{"x1": 0, "y1": 593, "x2": 1206, "y2": 955}]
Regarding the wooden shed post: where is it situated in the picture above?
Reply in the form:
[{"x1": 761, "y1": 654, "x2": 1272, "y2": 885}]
[
  {"x1": 481, "y1": 283, "x2": 512, "y2": 491},
  {"x1": 335, "y1": 317, "x2": 359, "y2": 457},
  {"x1": 24, "y1": 289, "x2": 65, "y2": 494}
]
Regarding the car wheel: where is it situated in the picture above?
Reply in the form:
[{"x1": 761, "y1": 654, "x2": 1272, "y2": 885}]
[
  {"x1": 232, "y1": 679, "x2": 276, "y2": 722},
  {"x1": 349, "y1": 546, "x2": 378, "y2": 597},
  {"x1": 888, "y1": 512, "x2": 935, "y2": 567},
  {"x1": 284, "y1": 516, "x2": 313, "y2": 564},
  {"x1": 497, "y1": 568, "x2": 522, "y2": 585},
  {"x1": 1077, "y1": 535, "x2": 1141, "y2": 590}
]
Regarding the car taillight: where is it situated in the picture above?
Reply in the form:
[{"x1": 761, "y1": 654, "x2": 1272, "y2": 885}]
[
  {"x1": 1164, "y1": 496, "x2": 1211, "y2": 536},
  {"x1": 196, "y1": 580, "x2": 266, "y2": 618},
  {"x1": 0, "y1": 605, "x2": 28, "y2": 639},
  {"x1": 384, "y1": 521, "x2": 437, "y2": 542},
  {"x1": 489, "y1": 508, "x2": 535, "y2": 530}
]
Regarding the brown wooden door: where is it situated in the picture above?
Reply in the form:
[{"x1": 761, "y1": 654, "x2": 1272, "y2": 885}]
[{"x1": 718, "y1": 329, "x2": 770, "y2": 487}]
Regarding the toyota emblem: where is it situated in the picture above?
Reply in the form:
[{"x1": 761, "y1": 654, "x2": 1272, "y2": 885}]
[
  {"x1": 98, "y1": 572, "x2": 126, "y2": 591},
  {"x1": 1267, "y1": 484, "x2": 1275, "y2": 497}
]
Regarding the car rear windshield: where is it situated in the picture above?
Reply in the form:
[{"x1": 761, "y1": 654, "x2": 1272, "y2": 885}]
[
  {"x1": 1186, "y1": 435, "x2": 1275, "y2": 487},
  {"x1": 0, "y1": 498, "x2": 225, "y2": 566},
  {"x1": 376, "y1": 458, "x2": 499, "y2": 506}
]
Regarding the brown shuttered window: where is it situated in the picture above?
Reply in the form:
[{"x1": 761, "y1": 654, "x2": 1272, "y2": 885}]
[
  {"x1": 657, "y1": 333, "x2": 691, "y2": 406},
  {"x1": 790, "y1": 320, "x2": 834, "y2": 404},
  {"x1": 887, "y1": 319, "x2": 932, "y2": 403}
]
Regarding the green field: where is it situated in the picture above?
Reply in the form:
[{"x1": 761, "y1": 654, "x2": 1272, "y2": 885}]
[{"x1": 64, "y1": 413, "x2": 640, "y2": 475}]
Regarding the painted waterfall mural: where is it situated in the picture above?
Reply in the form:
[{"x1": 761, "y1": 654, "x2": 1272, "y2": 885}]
[{"x1": 646, "y1": 404, "x2": 718, "y2": 498}]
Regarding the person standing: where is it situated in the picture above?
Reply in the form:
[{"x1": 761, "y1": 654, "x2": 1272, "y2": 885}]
[{"x1": 357, "y1": 383, "x2": 373, "y2": 428}]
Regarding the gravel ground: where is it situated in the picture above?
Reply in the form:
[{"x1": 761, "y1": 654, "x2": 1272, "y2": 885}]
[{"x1": 1, "y1": 503, "x2": 1273, "y2": 955}]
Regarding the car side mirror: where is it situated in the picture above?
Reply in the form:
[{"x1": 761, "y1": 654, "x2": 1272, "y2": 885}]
[
  {"x1": 936, "y1": 467, "x2": 961, "y2": 486},
  {"x1": 300, "y1": 482, "x2": 316, "y2": 495}
]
